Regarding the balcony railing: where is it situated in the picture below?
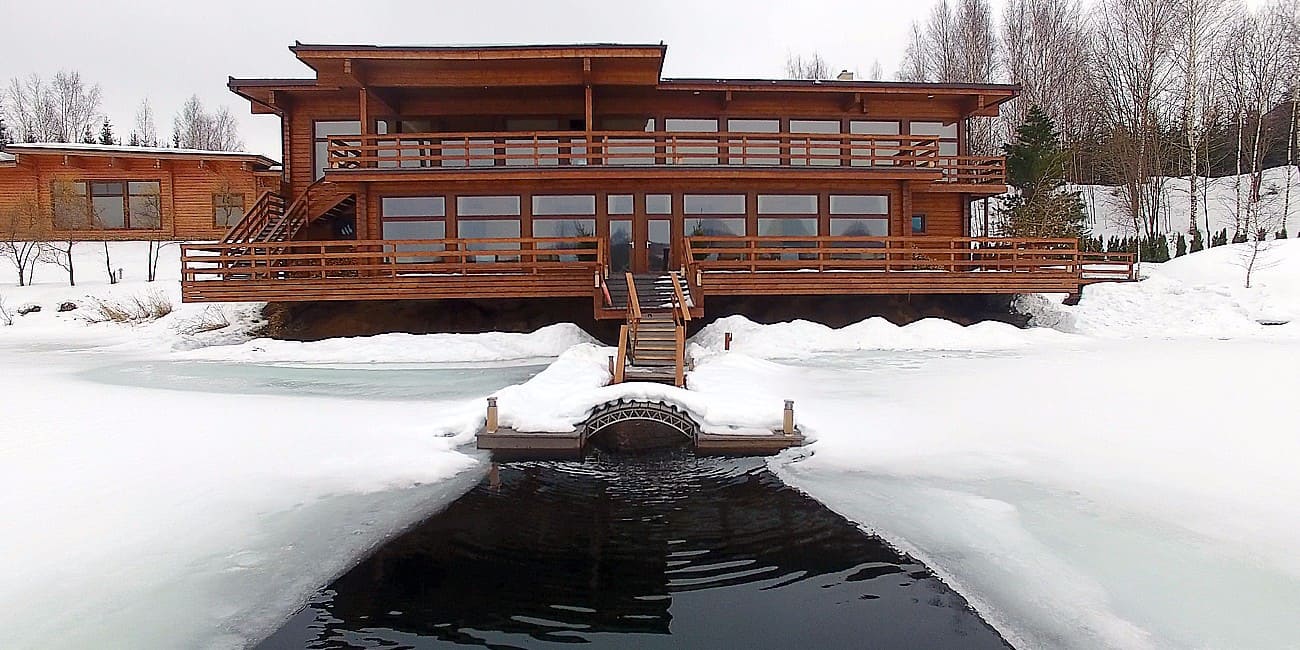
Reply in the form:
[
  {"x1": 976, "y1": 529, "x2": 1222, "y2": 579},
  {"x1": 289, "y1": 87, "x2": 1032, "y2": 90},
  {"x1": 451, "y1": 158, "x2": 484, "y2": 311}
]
[{"x1": 325, "y1": 131, "x2": 1007, "y2": 185}]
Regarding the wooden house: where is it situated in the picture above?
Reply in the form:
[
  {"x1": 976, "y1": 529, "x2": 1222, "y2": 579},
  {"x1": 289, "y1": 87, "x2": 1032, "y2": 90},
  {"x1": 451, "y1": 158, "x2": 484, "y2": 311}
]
[
  {"x1": 180, "y1": 42, "x2": 1134, "y2": 383},
  {"x1": 0, "y1": 143, "x2": 280, "y2": 241}
]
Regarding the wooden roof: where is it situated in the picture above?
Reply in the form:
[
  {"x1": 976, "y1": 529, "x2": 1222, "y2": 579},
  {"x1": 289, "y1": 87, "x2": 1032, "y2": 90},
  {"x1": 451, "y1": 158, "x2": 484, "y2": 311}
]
[{"x1": 3, "y1": 143, "x2": 279, "y2": 169}]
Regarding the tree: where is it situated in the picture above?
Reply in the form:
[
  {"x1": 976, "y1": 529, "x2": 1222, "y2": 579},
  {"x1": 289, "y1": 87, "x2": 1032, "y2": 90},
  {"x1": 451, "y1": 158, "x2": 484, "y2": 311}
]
[
  {"x1": 0, "y1": 117, "x2": 10, "y2": 146},
  {"x1": 1189, "y1": 222, "x2": 1205, "y2": 252},
  {"x1": 0, "y1": 202, "x2": 42, "y2": 286},
  {"x1": 1175, "y1": 232, "x2": 1188, "y2": 256},
  {"x1": 81, "y1": 124, "x2": 94, "y2": 144},
  {"x1": 785, "y1": 52, "x2": 830, "y2": 80},
  {"x1": 172, "y1": 95, "x2": 244, "y2": 151},
  {"x1": 98, "y1": 118, "x2": 115, "y2": 146},
  {"x1": 1001, "y1": 0, "x2": 1097, "y2": 150},
  {"x1": 1174, "y1": 0, "x2": 1229, "y2": 256},
  {"x1": 2, "y1": 71, "x2": 102, "y2": 143},
  {"x1": 133, "y1": 98, "x2": 158, "y2": 147},
  {"x1": 899, "y1": 0, "x2": 1000, "y2": 153},
  {"x1": 997, "y1": 106, "x2": 1090, "y2": 237}
]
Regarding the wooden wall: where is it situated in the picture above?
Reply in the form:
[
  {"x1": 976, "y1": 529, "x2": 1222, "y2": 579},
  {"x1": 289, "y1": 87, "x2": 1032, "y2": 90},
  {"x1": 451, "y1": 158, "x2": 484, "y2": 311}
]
[{"x1": 0, "y1": 153, "x2": 275, "y2": 241}]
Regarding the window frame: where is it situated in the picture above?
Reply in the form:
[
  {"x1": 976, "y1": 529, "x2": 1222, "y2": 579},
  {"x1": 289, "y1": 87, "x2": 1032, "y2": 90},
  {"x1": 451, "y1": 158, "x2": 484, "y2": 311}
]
[
  {"x1": 213, "y1": 192, "x2": 246, "y2": 228},
  {"x1": 53, "y1": 179, "x2": 162, "y2": 230}
]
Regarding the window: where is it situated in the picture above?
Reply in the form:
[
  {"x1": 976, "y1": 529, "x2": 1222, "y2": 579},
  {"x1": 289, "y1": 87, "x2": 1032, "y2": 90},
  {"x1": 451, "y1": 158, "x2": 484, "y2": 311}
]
[
  {"x1": 912, "y1": 215, "x2": 927, "y2": 234},
  {"x1": 757, "y1": 194, "x2": 817, "y2": 215},
  {"x1": 646, "y1": 194, "x2": 672, "y2": 215},
  {"x1": 829, "y1": 195, "x2": 889, "y2": 215},
  {"x1": 757, "y1": 218, "x2": 818, "y2": 237},
  {"x1": 728, "y1": 119, "x2": 780, "y2": 166},
  {"x1": 457, "y1": 219, "x2": 521, "y2": 251},
  {"x1": 851, "y1": 120, "x2": 902, "y2": 166},
  {"x1": 607, "y1": 194, "x2": 634, "y2": 215},
  {"x1": 911, "y1": 121, "x2": 959, "y2": 156},
  {"x1": 830, "y1": 218, "x2": 889, "y2": 236},
  {"x1": 381, "y1": 196, "x2": 446, "y2": 262},
  {"x1": 791, "y1": 120, "x2": 841, "y2": 167},
  {"x1": 684, "y1": 194, "x2": 745, "y2": 215},
  {"x1": 58, "y1": 180, "x2": 160, "y2": 230},
  {"x1": 213, "y1": 193, "x2": 245, "y2": 228},
  {"x1": 532, "y1": 195, "x2": 595, "y2": 216},
  {"x1": 666, "y1": 118, "x2": 719, "y2": 165},
  {"x1": 602, "y1": 119, "x2": 655, "y2": 165},
  {"x1": 456, "y1": 196, "x2": 520, "y2": 217},
  {"x1": 314, "y1": 120, "x2": 361, "y2": 180},
  {"x1": 685, "y1": 217, "x2": 746, "y2": 237}
]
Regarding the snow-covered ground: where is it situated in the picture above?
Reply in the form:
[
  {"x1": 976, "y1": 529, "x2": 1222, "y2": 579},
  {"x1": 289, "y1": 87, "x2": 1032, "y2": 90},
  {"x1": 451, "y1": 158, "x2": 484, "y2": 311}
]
[{"x1": 3, "y1": 239, "x2": 1299, "y2": 649}]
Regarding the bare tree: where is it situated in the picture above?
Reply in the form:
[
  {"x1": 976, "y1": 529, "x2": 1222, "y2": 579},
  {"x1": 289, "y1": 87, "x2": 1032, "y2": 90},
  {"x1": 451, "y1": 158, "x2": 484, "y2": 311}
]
[
  {"x1": 0, "y1": 294, "x2": 12, "y2": 326},
  {"x1": 1173, "y1": 0, "x2": 1230, "y2": 246},
  {"x1": 3, "y1": 71, "x2": 102, "y2": 143},
  {"x1": 1091, "y1": 0, "x2": 1182, "y2": 255},
  {"x1": 0, "y1": 201, "x2": 41, "y2": 286},
  {"x1": 172, "y1": 95, "x2": 244, "y2": 151},
  {"x1": 132, "y1": 98, "x2": 158, "y2": 148},
  {"x1": 1001, "y1": 0, "x2": 1098, "y2": 147},
  {"x1": 866, "y1": 59, "x2": 885, "y2": 81},
  {"x1": 785, "y1": 52, "x2": 831, "y2": 80},
  {"x1": 898, "y1": 22, "x2": 930, "y2": 81}
]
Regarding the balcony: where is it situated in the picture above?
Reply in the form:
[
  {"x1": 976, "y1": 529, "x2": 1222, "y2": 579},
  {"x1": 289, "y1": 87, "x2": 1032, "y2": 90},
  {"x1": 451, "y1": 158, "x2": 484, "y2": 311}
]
[{"x1": 325, "y1": 131, "x2": 1006, "y2": 189}]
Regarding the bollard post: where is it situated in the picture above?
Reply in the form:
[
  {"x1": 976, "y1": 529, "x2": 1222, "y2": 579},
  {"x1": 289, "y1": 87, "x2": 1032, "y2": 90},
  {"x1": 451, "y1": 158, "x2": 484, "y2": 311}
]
[
  {"x1": 724, "y1": 332, "x2": 733, "y2": 351},
  {"x1": 486, "y1": 397, "x2": 499, "y2": 434},
  {"x1": 782, "y1": 399, "x2": 795, "y2": 435},
  {"x1": 608, "y1": 355, "x2": 615, "y2": 376}
]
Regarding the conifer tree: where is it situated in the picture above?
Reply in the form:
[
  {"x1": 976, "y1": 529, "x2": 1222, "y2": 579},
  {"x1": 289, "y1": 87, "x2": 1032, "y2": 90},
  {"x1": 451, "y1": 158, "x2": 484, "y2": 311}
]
[
  {"x1": 1189, "y1": 223, "x2": 1204, "y2": 253},
  {"x1": 997, "y1": 106, "x2": 1089, "y2": 238},
  {"x1": 1175, "y1": 233, "x2": 1187, "y2": 257},
  {"x1": 128, "y1": 131, "x2": 140, "y2": 147},
  {"x1": 81, "y1": 125, "x2": 95, "y2": 144},
  {"x1": 98, "y1": 119, "x2": 114, "y2": 145},
  {"x1": 0, "y1": 117, "x2": 10, "y2": 146}
]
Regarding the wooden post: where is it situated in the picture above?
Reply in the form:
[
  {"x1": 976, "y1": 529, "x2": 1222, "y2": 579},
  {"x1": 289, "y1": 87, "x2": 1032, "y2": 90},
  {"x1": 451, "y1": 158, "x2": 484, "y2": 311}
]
[
  {"x1": 724, "y1": 332, "x2": 732, "y2": 350},
  {"x1": 486, "y1": 397, "x2": 499, "y2": 434},
  {"x1": 782, "y1": 400, "x2": 795, "y2": 435},
  {"x1": 608, "y1": 355, "x2": 615, "y2": 376}
]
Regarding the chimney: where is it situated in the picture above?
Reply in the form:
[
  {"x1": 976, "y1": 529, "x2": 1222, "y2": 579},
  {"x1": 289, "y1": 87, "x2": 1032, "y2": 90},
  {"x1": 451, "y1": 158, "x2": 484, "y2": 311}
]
[{"x1": 836, "y1": 70, "x2": 855, "y2": 81}]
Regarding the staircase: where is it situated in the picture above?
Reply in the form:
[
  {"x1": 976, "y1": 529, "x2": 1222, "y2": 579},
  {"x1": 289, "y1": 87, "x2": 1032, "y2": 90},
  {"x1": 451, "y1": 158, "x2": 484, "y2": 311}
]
[
  {"x1": 611, "y1": 271, "x2": 694, "y2": 387},
  {"x1": 222, "y1": 179, "x2": 354, "y2": 246}
]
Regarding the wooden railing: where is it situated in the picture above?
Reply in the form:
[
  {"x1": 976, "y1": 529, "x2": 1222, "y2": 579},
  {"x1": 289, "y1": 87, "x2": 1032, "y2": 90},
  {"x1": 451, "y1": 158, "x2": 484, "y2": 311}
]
[
  {"x1": 684, "y1": 236, "x2": 1087, "y2": 272},
  {"x1": 1079, "y1": 251, "x2": 1139, "y2": 282},
  {"x1": 613, "y1": 325, "x2": 629, "y2": 384},
  {"x1": 222, "y1": 190, "x2": 283, "y2": 244},
  {"x1": 183, "y1": 237, "x2": 607, "y2": 281},
  {"x1": 668, "y1": 271, "x2": 692, "y2": 387},
  {"x1": 325, "y1": 130, "x2": 1003, "y2": 183}
]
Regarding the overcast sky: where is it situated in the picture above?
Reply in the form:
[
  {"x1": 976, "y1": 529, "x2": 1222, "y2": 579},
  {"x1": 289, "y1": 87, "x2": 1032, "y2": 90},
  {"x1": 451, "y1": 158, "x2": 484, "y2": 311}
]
[{"x1": 2, "y1": 0, "x2": 962, "y2": 158}]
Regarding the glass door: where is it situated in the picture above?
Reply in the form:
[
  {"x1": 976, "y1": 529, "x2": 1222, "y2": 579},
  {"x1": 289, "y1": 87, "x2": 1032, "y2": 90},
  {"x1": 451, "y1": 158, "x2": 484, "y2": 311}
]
[
  {"x1": 609, "y1": 219, "x2": 632, "y2": 274},
  {"x1": 646, "y1": 218, "x2": 671, "y2": 274}
]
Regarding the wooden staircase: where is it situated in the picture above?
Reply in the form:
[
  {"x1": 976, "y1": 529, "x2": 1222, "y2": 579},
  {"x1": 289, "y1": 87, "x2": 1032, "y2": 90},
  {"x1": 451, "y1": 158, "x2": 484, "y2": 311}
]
[
  {"x1": 612, "y1": 271, "x2": 693, "y2": 387},
  {"x1": 222, "y1": 179, "x2": 354, "y2": 246}
]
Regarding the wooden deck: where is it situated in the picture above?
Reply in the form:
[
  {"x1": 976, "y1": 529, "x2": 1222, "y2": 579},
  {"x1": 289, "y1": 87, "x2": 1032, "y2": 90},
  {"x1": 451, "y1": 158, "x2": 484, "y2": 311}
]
[
  {"x1": 326, "y1": 130, "x2": 1006, "y2": 189},
  {"x1": 180, "y1": 236, "x2": 1135, "y2": 304}
]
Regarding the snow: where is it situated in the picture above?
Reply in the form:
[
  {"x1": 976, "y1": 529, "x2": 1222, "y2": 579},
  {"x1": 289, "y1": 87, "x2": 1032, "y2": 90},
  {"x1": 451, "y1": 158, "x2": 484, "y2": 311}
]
[
  {"x1": 1076, "y1": 167, "x2": 1300, "y2": 239},
  {"x1": 4, "y1": 141, "x2": 277, "y2": 163},
  {"x1": 5, "y1": 233, "x2": 1300, "y2": 650},
  {"x1": 1020, "y1": 239, "x2": 1300, "y2": 338}
]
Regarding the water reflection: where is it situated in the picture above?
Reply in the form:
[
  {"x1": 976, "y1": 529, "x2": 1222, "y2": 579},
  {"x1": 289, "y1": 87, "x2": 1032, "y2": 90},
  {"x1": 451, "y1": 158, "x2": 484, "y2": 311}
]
[{"x1": 262, "y1": 452, "x2": 1008, "y2": 649}]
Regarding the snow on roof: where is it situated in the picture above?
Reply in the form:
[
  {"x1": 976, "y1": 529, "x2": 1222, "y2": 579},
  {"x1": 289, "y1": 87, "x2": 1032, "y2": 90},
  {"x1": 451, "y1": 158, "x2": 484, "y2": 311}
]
[
  {"x1": 0, "y1": 151, "x2": 15, "y2": 164},
  {"x1": 3, "y1": 142, "x2": 278, "y2": 166}
]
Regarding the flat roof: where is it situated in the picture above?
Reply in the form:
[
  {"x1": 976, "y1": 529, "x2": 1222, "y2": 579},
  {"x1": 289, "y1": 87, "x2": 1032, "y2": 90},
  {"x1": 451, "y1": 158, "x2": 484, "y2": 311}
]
[{"x1": 4, "y1": 143, "x2": 279, "y2": 168}]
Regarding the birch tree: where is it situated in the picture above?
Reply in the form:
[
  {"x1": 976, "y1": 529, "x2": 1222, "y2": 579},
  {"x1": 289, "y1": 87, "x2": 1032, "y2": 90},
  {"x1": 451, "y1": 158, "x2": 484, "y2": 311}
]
[
  {"x1": 172, "y1": 95, "x2": 244, "y2": 151},
  {"x1": 132, "y1": 98, "x2": 158, "y2": 148},
  {"x1": 785, "y1": 52, "x2": 831, "y2": 80},
  {"x1": 1174, "y1": 0, "x2": 1230, "y2": 248},
  {"x1": 3, "y1": 71, "x2": 102, "y2": 143}
]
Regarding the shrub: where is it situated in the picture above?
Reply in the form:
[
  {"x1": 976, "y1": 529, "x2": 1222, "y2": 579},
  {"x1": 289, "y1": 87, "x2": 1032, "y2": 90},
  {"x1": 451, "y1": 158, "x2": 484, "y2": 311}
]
[
  {"x1": 177, "y1": 306, "x2": 231, "y2": 335},
  {"x1": 83, "y1": 290, "x2": 174, "y2": 324}
]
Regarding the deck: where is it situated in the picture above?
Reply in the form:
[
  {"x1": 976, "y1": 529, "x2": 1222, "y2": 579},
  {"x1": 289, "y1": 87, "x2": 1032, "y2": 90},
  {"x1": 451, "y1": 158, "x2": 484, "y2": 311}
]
[{"x1": 181, "y1": 236, "x2": 1136, "y2": 304}]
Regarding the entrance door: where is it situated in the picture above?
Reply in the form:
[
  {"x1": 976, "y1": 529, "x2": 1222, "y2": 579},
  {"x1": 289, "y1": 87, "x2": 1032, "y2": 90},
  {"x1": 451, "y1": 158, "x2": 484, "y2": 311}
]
[
  {"x1": 644, "y1": 218, "x2": 671, "y2": 274},
  {"x1": 609, "y1": 219, "x2": 632, "y2": 274}
]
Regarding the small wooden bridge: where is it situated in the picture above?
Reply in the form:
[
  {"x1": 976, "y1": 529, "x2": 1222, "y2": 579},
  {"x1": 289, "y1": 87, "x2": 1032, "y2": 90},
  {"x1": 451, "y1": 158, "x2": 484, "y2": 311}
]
[{"x1": 477, "y1": 397, "x2": 804, "y2": 457}]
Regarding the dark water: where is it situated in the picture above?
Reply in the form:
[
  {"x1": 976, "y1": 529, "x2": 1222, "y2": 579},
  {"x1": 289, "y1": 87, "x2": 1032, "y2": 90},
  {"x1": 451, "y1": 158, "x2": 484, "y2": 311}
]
[{"x1": 260, "y1": 452, "x2": 1009, "y2": 649}]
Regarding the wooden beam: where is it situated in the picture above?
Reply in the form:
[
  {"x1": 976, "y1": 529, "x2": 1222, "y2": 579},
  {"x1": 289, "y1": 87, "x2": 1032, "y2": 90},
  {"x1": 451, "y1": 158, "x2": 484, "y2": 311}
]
[
  {"x1": 359, "y1": 87, "x2": 370, "y2": 135},
  {"x1": 342, "y1": 58, "x2": 367, "y2": 87},
  {"x1": 367, "y1": 88, "x2": 400, "y2": 115}
]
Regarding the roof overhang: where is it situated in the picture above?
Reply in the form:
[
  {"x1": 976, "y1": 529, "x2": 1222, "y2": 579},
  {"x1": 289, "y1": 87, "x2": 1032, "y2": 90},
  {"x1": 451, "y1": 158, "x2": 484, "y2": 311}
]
[
  {"x1": 290, "y1": 42, "x2": 667, "y2": 89},
  {"x1": 661, "y1": 79, "x2": 1020, "y2": 118},
  {"x1": 3, "y1": 144, "x2": 279, "y2": 169}
]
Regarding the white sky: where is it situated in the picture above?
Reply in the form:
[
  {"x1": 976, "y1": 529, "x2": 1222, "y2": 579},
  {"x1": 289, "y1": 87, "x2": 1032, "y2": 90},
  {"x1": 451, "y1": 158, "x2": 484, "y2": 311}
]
[{"x1": 0, "y1": 0, "x2": 941, "y2": 159}]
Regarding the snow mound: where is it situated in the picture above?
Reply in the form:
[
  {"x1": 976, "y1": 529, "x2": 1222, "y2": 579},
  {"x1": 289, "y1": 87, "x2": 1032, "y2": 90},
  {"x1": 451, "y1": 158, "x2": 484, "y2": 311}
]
[
  {"x1": 181, "y1": 323, "x2": 596, "y2": 364},
  {"x1": 1021, "y1": 239, "x2": 1300, "y2": 339},
  {"x1": 691, "y1": 314, "x2": 1073, "y2": 359}
]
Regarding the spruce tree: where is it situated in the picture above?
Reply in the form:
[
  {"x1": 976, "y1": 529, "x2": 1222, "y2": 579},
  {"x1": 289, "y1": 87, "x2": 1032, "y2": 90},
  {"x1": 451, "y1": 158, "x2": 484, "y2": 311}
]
[
  {"x1": 997, "y1": 106, "x2": 1089, "y2": 238},
  {"x1": 172, "y1": 132, "x2": 181, "y2": 148},
  {"x1": 1175, "y1": 233, "x2": 1187, "y2": 257},
  {"x1": 1189, "y1": 224, "x2": 1204, "y2": 253},
  {"x1": 0, "y1": 117, "x2": 10, "y2": 146},
  {"x1": 128, "y1": 131, "x2": 140, "y2": 147},
  {"x1": 82, "y1": 125, "x2": 95, "y2": 144},
  {"x1": 98, "y1": 119, "x2": 115, "y2": 145}
]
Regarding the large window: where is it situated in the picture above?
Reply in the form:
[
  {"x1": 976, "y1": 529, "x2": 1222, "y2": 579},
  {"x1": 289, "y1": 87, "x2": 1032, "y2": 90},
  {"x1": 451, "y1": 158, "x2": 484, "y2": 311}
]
[
  {"x1": 456, "y1": 196, "x2": 521, "y2": 255},
  {"x1": 646, "y1": 194, "x2": 672, "y2": 215},
  {"x1": 603, "y1": 118, "x2": 655, "y2": 165},
  {"x1": 54, "y1": 180, "x2": 161, "y2": 230},
  {"x1": 213, "y1": 193, "x2": 245, "y2": 228},
  {"x1": 532, "y1": 195, "x2": 596, "y2": 258},
  {"x1": 685, "y1": 195, "x2": 746, "y2": 237},
  {"x1": 851, "y1": 120, "x2": 902, "y2": 166},
  {"x1": 727, "y1": 119, "x2": 780, "y2": 166},
  {"x1": 381, "y1": 196, "x2": 446, "y2": 263},
  {"x1": 791, "y1": 120, "x2": 841, "y2": 167},
  {"x1": 829, "y1": 194, "x2": 890, "y2": 243},
  {"x1": 684, "y1": 194, "x2": 745, "y2": 215},
  {"x1": 314, "y1": 120, "x2": 361, "y2": 180},
  {"x1": 666, "y1": 118, "x2": 719, "y2": 165},
  {"x1": 911, "y1": 121, "x2": 959, "y2": 156}
]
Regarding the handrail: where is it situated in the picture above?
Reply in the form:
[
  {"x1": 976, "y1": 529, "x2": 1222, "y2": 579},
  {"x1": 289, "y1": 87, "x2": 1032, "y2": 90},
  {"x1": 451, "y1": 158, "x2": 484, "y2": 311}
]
[
  {"x1": 624, "y1": 271, "x2": 643, "y2": 351},
  {"x1": 674, "y1": 325, "x2": 686, "y2": 388},
  {"x1": 222, "y1": 190, "x2": 281, "y2": 244},
  {"x1": 613, "y1": 325, "x2": 628, "y2": 384},
  {"x1": 668, "y1": 270, "x2": 692, "y2": 325}
]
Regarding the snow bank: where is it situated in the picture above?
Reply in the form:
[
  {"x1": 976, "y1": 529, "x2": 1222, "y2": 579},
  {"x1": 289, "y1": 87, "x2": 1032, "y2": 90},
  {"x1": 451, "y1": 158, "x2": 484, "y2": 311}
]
[
  {"x1": 679, "y1": 338, "x2": 1300, "y2": 649},
  {"x1": 1021, "y1": 239, "x2": 1300, "y2": 339},
  {"x1": 690, "y1": 314, "x2": 1074, "y2": 360},
  {"x1": 182, "y1": 323, "x2": 596, "y2": 364}
]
